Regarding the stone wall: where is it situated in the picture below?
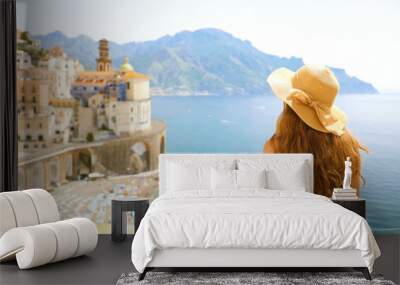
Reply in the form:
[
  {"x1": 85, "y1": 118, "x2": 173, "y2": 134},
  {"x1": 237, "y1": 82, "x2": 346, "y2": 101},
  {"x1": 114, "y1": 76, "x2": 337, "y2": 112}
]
[
  {"x1": 18, "y1": 120, "x2": 166, "y2": 190},
  {"x1": 93, "y1": 131, "x2": 164, "y2": 175}
]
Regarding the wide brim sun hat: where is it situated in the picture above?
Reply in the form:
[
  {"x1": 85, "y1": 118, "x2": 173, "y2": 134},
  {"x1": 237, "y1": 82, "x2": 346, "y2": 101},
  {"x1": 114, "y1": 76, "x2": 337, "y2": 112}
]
[{"x1": 267, "y1": 65, "x2": 348, "y2": 136}]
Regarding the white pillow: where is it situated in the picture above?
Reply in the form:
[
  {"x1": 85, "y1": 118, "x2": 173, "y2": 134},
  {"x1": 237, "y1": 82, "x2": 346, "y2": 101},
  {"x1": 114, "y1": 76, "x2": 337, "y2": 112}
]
[
  {"x1": 167, "y1": 163, "x2": 212, "y2": 191},
  {"x1": 211, "y1": 168, "x2": 237, "y2": 190},
  {"x1": 238, "y1": 159, "x2": 308, "y2": 191},
  {"x1": 266, "y1": 162, "x2": 307, "y2": 191},
  {"x1": 165, "y1": 159, "x2": 236, "y2": 193},
  {"x1": 236, "y1": 169, "x2": 267, "y2": 189}
]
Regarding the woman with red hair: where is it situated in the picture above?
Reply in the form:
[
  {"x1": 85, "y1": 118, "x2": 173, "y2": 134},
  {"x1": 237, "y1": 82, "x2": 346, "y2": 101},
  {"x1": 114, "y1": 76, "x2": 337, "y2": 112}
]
[{"x1": 264, "y1": 65, "x2": 367, "y2": 197}]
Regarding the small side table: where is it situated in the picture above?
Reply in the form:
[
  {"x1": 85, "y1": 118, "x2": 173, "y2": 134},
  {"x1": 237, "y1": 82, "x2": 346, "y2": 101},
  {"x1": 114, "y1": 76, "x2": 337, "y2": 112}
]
[
  {"x1": 112, "y1": 197, "x2": 149, "y2": 242},
  {"x1": 332, "y1": 198, "x2": 366, "y2": 218}
]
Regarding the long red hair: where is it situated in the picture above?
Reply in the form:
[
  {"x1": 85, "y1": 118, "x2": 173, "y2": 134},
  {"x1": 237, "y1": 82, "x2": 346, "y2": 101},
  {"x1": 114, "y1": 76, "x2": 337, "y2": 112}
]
[{"x1": 265, "y1": 104, "x2": 367, "y2": 197}]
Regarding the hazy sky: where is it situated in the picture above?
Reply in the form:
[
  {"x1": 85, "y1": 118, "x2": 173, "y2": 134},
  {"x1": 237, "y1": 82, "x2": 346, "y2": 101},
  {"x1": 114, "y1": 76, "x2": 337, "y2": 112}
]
[{"x1": 17, "y1": 0, "x2": 400, "y2": 92}]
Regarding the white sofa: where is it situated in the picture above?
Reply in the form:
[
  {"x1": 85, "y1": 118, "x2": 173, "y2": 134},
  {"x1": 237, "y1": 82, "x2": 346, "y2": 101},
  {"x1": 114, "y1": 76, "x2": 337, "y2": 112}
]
[{"x1": 0, "y1": 189, "x2": 98, "y2": 269}]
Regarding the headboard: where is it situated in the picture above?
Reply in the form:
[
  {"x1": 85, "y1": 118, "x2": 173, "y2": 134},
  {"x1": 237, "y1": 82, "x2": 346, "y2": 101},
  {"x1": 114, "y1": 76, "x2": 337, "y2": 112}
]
[{"x1": 159, "y1": 153, "x2": 314, "y2": 195}]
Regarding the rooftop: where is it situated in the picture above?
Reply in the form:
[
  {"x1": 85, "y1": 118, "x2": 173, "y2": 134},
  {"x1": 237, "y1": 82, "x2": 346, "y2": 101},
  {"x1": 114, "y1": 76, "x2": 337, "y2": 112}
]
[
  {"x1": 120, "y1": 57, "x2": 134, "y2": 72},
  {"x1": 122, "y1": 70, "x2": 150, "y2": 80}
]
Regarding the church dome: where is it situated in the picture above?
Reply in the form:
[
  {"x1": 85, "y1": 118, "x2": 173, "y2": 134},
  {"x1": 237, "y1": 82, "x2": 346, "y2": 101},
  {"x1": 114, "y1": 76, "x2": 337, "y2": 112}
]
[{"x1": 120, "y1": 57, "x2": 134, "y2": 72}]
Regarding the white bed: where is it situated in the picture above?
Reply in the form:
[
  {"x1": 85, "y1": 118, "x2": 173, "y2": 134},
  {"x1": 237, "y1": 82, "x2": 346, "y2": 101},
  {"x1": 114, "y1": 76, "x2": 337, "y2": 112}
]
[{"x1": 131, "y1": 154, "x2": 380, "y2": 280}]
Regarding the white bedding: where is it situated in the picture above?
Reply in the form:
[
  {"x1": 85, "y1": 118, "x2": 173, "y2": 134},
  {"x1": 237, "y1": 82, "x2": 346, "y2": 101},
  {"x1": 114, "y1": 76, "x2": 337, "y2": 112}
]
[{"x1": 131, "y1": 190, "x2": 380, "y2": 273}]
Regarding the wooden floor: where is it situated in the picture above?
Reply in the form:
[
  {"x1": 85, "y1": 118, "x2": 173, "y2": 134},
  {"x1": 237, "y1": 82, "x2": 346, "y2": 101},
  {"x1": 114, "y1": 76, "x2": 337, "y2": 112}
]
[{"x1": 0, "y1": 234, "x2": 398, "y2": 285}]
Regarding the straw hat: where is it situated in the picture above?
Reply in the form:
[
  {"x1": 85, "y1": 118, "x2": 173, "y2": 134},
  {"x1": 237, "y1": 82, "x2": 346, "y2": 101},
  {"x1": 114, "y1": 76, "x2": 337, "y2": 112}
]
[{"x1": 267, "y1": 65, "x2": 347, "y2": 136}]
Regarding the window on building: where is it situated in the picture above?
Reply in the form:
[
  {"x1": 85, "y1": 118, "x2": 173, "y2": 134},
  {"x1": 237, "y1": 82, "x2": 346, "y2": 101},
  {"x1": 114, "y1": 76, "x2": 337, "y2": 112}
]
[{"x1": 15, "y1": 25, "x2": 157, "y2": 238}]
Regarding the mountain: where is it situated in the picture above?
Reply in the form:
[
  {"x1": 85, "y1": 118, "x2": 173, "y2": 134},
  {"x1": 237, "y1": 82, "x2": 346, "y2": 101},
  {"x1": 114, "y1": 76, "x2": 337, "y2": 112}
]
[{"x1": 33, "y1": 29, "x2": 377, "y2": 95}]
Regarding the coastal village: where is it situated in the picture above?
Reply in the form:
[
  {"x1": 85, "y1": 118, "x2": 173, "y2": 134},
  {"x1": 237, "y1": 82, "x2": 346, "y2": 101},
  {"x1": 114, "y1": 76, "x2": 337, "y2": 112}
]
[{"x1": 16, "y1": 30, "x2": 165, "y2": 233}]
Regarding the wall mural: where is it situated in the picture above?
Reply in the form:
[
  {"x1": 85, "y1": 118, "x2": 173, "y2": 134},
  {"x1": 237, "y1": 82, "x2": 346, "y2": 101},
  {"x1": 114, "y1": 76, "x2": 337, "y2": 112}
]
[{"x1": 16, "y1": 0, "x2": 400, "y2": 234}]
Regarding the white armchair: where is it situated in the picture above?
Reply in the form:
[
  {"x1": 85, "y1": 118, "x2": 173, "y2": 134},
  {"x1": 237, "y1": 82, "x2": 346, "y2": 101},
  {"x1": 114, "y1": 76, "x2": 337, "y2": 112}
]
[{"x1": 0, "y1": 189, "x2": 98, "y2": 269}]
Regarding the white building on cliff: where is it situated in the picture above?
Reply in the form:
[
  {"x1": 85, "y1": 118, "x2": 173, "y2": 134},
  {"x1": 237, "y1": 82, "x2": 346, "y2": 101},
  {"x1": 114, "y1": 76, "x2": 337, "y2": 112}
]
[{"x1": 72, "y1": 40, "x2": 152, "y2": 138}]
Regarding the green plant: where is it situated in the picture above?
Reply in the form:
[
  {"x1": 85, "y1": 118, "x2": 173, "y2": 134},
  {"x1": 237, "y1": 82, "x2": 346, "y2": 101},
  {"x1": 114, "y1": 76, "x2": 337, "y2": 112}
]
[
  {"x1": 86, "y1": 132, "x2": 94, "y2": 142},
  {"x1": 100, "y1": 123, "x2": 109, "y2": 131},
  {"x1": 21, "y1": 31, "x2": 33, "y2": 44}
]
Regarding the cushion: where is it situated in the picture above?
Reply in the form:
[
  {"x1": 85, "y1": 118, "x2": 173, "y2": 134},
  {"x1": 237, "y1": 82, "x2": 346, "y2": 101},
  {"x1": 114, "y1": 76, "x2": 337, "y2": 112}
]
[
  {"x1": 0, "y1": 196, "x2": 17, "y2": 237},
  {"x1": 166, "y1": 159, "x2": 236, "y2": 192},
  {"x1": 0, "y1": 226, "x2": 58, "y2": 269},
  {"x1": 167, "y1": 162, "x2": 212, "y2": 191},
  {"x1": 236, "y1": 169, "x2": 267, "y2": 189},
  {"x1": 42, "y1": 221, "x2": 79, "y2": 262},
  {"x1": 211, "y1": 168, "x2": 237, "y2": 190},
  {"x1": 24, "y1": 189, "x2": 60, "y2": 223},
  {"x1": 266, "y1": 162, "x2": 307, "y2": 191},
  {"x1": 64, "y1": 218, "x2": 98, "y2": 257},
  {"x1": 0, "y1": 192, "x2": 39, "y2": 227},
  {"x1": 238, "y1": 159, "x2": 308, "y2": 191}
]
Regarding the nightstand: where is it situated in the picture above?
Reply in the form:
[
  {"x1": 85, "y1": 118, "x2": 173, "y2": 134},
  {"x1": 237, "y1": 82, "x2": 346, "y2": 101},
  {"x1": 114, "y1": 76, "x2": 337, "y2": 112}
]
[
  {"x1": 111, "y1": 197, "x2": 149, "y2": 242},
  {"x1": 332, "y1": 198, "x2": 366, "y2": 218}
]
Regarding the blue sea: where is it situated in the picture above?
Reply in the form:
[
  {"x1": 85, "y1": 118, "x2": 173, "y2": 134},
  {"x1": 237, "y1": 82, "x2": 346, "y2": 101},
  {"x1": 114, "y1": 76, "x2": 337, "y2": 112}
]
[{"x1": 152, "y1": 94, "x2": 400, "y2": 234}]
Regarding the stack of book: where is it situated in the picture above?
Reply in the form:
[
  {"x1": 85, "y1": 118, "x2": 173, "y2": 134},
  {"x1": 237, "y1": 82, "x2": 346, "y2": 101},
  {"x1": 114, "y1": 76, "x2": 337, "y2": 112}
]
[{"x1": 332, "y1": 188, "x2": 358, "y2": 200}]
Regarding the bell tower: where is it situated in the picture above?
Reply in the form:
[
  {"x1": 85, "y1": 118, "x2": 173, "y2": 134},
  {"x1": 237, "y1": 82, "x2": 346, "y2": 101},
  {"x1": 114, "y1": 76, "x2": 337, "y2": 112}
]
[{"x1": 96, "y1": 39, "x2": 112, "y2": 72}]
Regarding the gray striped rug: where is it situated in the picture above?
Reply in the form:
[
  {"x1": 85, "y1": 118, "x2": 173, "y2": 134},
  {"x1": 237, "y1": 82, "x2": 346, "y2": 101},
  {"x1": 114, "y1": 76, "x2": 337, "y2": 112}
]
[{"x1": 116, "y1": 271, "x2": 395, "y2": 285}]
